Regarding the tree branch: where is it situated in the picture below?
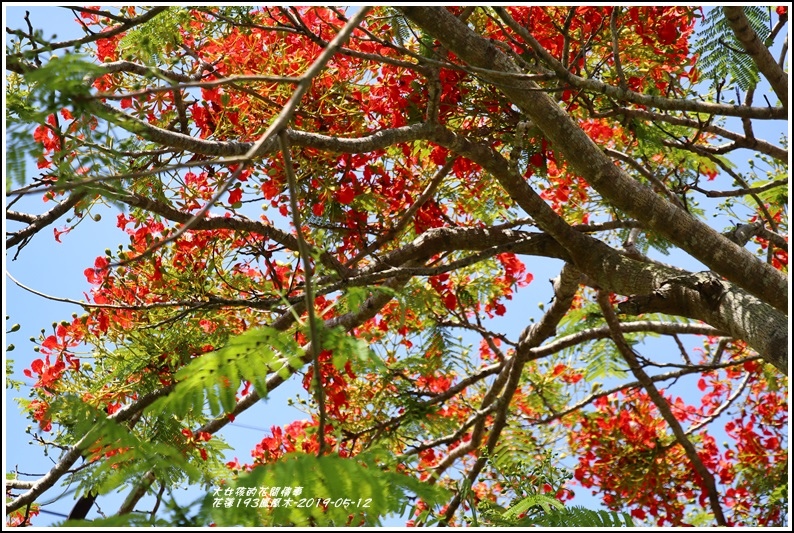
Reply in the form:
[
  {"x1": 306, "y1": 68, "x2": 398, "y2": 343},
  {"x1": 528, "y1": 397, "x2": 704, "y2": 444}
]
[
  {"x1": 403, "y1": 6, "x2": 788, "y2": 313},
  {"x1": 722, "y1": 7, "x2": 788, "y2": 109},
  {"x1": 596, "y1": 290, "x2": 728, "y2": 526},
  {"x1": 528, "y1": 353, "x2": 762, "y2": 425},
  {"x1": 279, "y1": 130, "x2": 327, "y2": 455},
  {"x1": 6, "y1": 192, "x2": 87, "y2": 252},
  {"x1": 492, "y1": 7, "x2": 785, "y2": 120},
  {"x1": 597, "y1": 107, "x2": 787, "y2": 162}
]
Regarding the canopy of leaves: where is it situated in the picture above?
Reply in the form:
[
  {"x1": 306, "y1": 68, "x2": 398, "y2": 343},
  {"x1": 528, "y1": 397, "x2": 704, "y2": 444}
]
[{"x1": 4, "y1": 5, "x2": 788, "y2": 528}]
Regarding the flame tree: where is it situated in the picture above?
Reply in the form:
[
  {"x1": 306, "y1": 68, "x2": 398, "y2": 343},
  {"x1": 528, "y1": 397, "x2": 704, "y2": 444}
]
[{"x1": 5, "y1": 6, "x2": 788, "y2": 527}]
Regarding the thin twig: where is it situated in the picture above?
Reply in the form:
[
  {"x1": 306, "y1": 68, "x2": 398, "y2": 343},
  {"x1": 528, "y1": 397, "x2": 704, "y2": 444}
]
[
  {"x1": 689, "y1": 178, "x2": 787, "y2": 198},
  {"x1": 280, "y1": 130, "x2": 327, "y2": 455},
  {"x1": 94, "y1": 74, "x2": 300, "y2": 101},
  {"x1": 610, "y1": 8, "x2": 627, "y2": 89},
  {"x1": 685, "y1": 372, "x2": 750, "y2": 436}
]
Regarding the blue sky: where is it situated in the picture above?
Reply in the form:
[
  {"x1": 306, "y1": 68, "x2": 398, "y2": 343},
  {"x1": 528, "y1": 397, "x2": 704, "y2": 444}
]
[{"x1": 3, "y1": 4, "x2": 789, "y2": 527}]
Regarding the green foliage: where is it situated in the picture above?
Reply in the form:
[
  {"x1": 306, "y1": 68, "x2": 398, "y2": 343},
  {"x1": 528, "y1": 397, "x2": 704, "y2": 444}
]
[
  {"x1": 580, "y1": 339, "x2": 628, "y2": 382},
  {"x1": 383, "y1": 8, "x2": 413, "y2": 48},
  {"x1": 554, "y1": 301, "x2": 630, "y2": 382},
  {"x1": 5, "y1": 52, "x2": 141, "y2": 191},
  {"x1": 5, "y1": 318, "x2": 22, "y2": 390},
  {"x1": 375, "y1": 7, "x2": 434, "y2": 57},
  {"x1": 146, "y1": 326, "x2": 305, "y2": 418},
  {"x1": 62, "y1": 495, "x2": 208, "y2": 527},
  {"x1": 479, "y1": 496, "x2": 635, "y2": 527},
  {"x1": 205, "y1": 450, "x2": 450, "y2": 526},
  {"x1": 694, "y1": 7, "x2": 773, "y2": 91},
  {"x1": 321, "y1": 323, "x2": 379, "y2": 371},
  {"x1": 44, "y1": 395, "x2": 204, "y2": 499},
  {"x1": 19, "y1": 53, "x2": 104, "y2": 113},
  {"x1": 476, "y1": 482, "x2": 635, "y2": 527},
  {"x1": 488, "y1": 444, "x2": 572, "y2": 492},
  {"x1": 5, "y1": 359, "x2": 23, "y2": 391},
  {"x1": 6, "y1": 54, "x2": 102, "y2": 187},
  {"x1": 752, "y1": 178, "x2": 789, "y2": 207},
  {"x1": 476, "y1": 494, "x2": 563, "y2": 526},
  {"x1": 117, "y1": 7, "x2": 192, "y2": 63},
  {"x1": 473, "y1": 447, "x2": 583, "y2": 527},
  {"x1": 529, "y1": 505, "x2": 635, "y2": 527},
  {"x1": 5, "y1": 127, "x2": 37, "y2": 188}
]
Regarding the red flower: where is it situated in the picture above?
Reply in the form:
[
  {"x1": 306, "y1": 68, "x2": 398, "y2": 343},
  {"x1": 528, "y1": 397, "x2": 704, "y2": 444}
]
[
  {"x1": 96, "y1": 31, "x2": 121, "y2": 61},
  {"x1": 84, "y1": 256, "x2": 109, "y2": 284},
  {"x1": 443, "y1": 292, "x2": 457, "y2": 311},
  {"x1": 336, "y1": 186, "x2": 355, "y2": 205},
  {"x1": 25, "y1": 357, "x2": 66, "y2": 391},
  {"x1": 228, "y1": 187, "x2": 243, "y2": 205},
  {"x1": 54, "y1": 227, "x2": 71, "y2": 243}
]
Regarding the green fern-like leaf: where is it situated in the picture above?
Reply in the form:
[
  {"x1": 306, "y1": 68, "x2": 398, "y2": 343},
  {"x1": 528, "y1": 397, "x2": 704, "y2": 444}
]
[
  {"x1": 381, "y1": 7, "x2": 413, "y2": 47},
  {"x1": 581, "y1": 339, "x2": 629, "y2": 382},
  {"x1": 48, "y1": 395, "x2": 203, "y2": 498},
  {"x1": 527, "y1": 505, "x2": 635, "y2": 527},
  {"x1": 505, "y1": 493, "x2": 565, "y2": 518},
  {"x1": 478, "y1": 495, "x2": 634, "y2": 528},
  {"x1": 489, "y1": 436, "x2": 539, "y2": 477},
  {"x1": 205, "y1": 450, "x2": 449, "y2": 526},
  {"x1": 21, "y1": 53, "x2": 105, "y2": 112},
  {"x1": 117, "y1": 7, "x2": 192, "y2": 63},
  {"x1": 148, "y1": 326, "x2": 306, "y2": 419},
  {"x1": 694, "y1": 7, "x2": 773, "y2": 91}
]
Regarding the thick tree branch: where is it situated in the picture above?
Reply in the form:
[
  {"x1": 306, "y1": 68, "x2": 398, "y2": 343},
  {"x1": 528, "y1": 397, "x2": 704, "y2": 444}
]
[
  {"x1": 402, "y1": 6, "x2": 788, "y2": 313},
  {"x1": 723, "y1": 7, "x2": 788, "y2": 109},
  {"x1": 616, "y1": 273, "x2": 787, "y2": 374},
  {"x1": 529, "y1": 321, "x2": 725, "y2": 359},
  {"x1": 6, "y1": 192, "x2": 87, "y2": 251}
]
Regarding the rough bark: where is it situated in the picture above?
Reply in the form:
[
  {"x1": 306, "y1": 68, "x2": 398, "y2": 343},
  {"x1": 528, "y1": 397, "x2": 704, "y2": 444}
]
[
  {"x1": 399, "y1": 6, "x2": 788, "y2": 313},
  {"x1": 723, "y1": 7, "x2": 788, "y2": 109}
]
